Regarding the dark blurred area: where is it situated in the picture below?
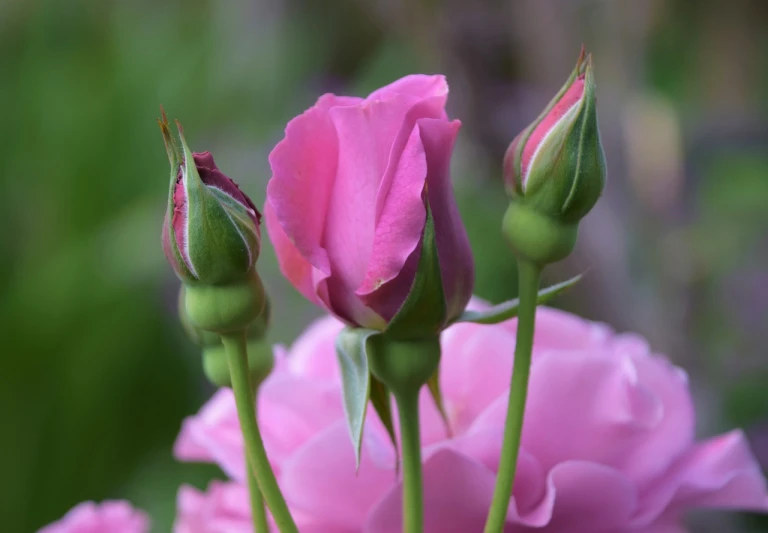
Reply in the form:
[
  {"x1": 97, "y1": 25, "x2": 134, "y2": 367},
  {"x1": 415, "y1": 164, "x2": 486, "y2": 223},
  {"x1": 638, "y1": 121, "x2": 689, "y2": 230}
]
[{"x1": 1, "y1": 0, "x2": 767, "y2": 531}]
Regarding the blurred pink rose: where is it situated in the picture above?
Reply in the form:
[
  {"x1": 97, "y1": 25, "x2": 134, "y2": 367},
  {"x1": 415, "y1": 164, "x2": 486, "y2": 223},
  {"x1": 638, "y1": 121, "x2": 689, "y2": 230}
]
[
  {"x1": 264, "y1": 75, "x2": 474, "y2": 330},
  {"x1": 175, "y1": 304, "x2": 768, "y2": 532},
  {"x1": 38, "y1": 501, "x2": 149, "y2": 533}
]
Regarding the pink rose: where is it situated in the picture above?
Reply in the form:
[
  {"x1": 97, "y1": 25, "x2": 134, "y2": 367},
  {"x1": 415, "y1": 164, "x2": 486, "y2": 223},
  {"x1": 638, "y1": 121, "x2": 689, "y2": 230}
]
[
  {"x1": 37, "y1": 501, "x2": 149, "y2": 533},
  {"x1": 265, "y1": 75, "x2": 474, "y2": 330},
  {"x1": 176, "y1": 305, "x2": 768, "y2": 532}
]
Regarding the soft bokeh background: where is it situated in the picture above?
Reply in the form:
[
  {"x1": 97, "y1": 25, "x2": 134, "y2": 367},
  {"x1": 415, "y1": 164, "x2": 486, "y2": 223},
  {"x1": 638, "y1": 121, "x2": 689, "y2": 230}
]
[{"x1": 2, "y1": 0, "x2": 767, "y2": 531}]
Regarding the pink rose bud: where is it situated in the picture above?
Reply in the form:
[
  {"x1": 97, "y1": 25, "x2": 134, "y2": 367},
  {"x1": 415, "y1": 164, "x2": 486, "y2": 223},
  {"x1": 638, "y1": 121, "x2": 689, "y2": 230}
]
[
  {"x1": 504, "y1": 47, "x2": 605, "y2": 222},
  {"x1": 501, "y1": 48, "x2": 606, "y2": 265},
  {"x1": 160, "y1": 111, "x2": 262, "y2": 286},
  {"x1": 265, "y1": 75, "x2": 474, "y2": 332}
]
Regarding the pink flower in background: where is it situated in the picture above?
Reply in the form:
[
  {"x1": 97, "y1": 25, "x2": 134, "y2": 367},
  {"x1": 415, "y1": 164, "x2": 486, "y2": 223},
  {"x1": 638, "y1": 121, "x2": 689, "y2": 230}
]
[
  {"x1": 265, "y1": 75, "x2": 474, "y2": 330},
  {"x1": 175, "y1": 304, "x2": 768, "y2": 532},
  {"x1": 37, "y1": 501, "x2": 149, "y2": 533}
]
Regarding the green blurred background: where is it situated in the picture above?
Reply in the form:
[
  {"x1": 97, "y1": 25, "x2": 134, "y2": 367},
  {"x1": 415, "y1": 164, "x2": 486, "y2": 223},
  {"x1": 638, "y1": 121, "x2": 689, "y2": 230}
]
[{"x1": 2, "y1": 0, "x2": 767, "y2": 531}]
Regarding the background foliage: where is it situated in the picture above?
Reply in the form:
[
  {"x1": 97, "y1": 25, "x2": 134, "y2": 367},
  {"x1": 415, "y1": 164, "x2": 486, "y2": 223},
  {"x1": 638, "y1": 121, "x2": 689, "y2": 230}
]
[{"x1": 1, "y1": 0, "x2": 767, "y2": 531}]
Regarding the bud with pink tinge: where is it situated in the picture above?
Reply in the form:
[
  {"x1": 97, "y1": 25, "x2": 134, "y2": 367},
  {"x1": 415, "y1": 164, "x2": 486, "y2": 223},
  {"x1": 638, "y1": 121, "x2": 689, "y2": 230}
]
[
  {"x1": 160, "y1": 110, "x2": 265, "y2": 333},
  {"x1": 160, "y1": 114, "x2": 261, "y2": 286},
  {"x1": 502, "y1": 48, "x2": 606, "y2": 265}
]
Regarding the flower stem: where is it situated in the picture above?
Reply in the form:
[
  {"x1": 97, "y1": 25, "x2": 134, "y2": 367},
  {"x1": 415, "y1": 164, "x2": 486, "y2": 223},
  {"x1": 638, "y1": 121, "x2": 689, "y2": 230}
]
[
  {"x1": 222, "y1": 331, "x2": 298, "y2": 533},
  {"x1": 247, "y1": 399, "x2": 269, "y2": 533},
  {"x1": 368, "y1": 336, "x2": 440, "y2": 533},
  {"x1": 394, "y1": 389, "x2": 423, "y2": 533},
  {"x1": 483, "y1": 260, "x2": 541, "y2": 533}
]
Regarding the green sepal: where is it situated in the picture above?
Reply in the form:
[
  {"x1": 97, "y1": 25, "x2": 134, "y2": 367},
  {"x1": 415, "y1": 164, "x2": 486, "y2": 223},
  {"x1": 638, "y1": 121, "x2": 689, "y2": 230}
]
[
  {"x1": 178, "y1": 286, "x2": 220, "y2": 347},
  {"x1": 335, "y1": 327, "x2": 379, "y2": 469},
  {"x1": 386, "y1": 204, "x2": 446, "y2": 340},
  {"x1": 426, "y1": 367, "x2": 452, "y2": 437},
  {"x1": 159, "y1": 110, "x2": 195, "y2": 282},
  {"x1": 369, "y1": 375, "x2": 399, "y2": 473},
  {"x1": 452, "y1": 274, "x2": 582, "y2": 325}
]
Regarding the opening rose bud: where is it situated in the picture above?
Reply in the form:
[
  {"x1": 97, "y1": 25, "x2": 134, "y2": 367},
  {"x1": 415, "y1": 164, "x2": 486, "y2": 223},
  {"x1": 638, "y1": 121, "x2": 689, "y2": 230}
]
[
  {"x1": 265, "y1": 75, "x2": 474, "y2": 333},
  {"x1": 503, "y1": 47, "x2": 606, "y2": 225},
  {"x1": 160, "y1": 110, "x2": 262, "y2": 286}
]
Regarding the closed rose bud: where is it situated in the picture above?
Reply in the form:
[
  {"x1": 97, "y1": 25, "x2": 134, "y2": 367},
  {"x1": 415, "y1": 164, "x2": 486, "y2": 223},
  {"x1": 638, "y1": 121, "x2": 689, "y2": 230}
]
[
  {"x1": 160, "y1": 113, "x2": 262, "y2": 286},
  {"x1": 160, "y1": 111, "x2": 266, "y2": 333},
  {"x1": 502, "y1": 48, "x2": 606, "y2": 266}
]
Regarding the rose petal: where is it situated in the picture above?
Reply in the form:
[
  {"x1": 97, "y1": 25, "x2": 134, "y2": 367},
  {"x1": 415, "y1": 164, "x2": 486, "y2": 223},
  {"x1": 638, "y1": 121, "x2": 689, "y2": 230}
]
[
  {"x1": 365, "y1": 448, "x2": 496, "y2": 533},
  {"x1": 438, "y1": 426, "x2": 546, "y2": 514},
  {"x1": 366, "y1": 75, "x2": 448, "y2": 110},
  {"x1": 470, "y1": 350, "x2": 687, "y2": 488},
  {"x1": 502, "y1": 306, "x2": 613, "y2": 352},
  {"x1": 279, "y1": 421, "x2": 394, "y2": 529},
  {"x1": 440, "y1": 323, "x2": 516, "y2": 433},
  {"x1": 264, "y1": 200, "x2": 324, "y2": 307},
  {"x1": 286, "y1": 315, "x2": 345, "y2": 381},
  {"x1": 267, "y1": 103, "x2": 335, "y2": 277},
  {"x1": 259, "y1": 376, "x2": 344, "y2": 468},
  {"x1": 174, "y1": 389, "x2": 245, "y2": 482},
  {"x1": 355, "y1": 122, "x2": 428, "y2": 320},
  {"x1": 418, "y1": 118, "x2": 474, "y2": 320},
  {"x1": 666, "y1": 430, "x2": 768, "y2": 513},
  {"x1": 174, "y1": 482, "x2": 252, "y2": 533},
  {"x1": 522, "y1": 77, "x2": 585, "y2": 180},
  {"x1": 519, "y1": 461, "x2": 638, "y2": 532},
  {"x1": 38, "y1": 501, "x2": 149, "y2": 533}
]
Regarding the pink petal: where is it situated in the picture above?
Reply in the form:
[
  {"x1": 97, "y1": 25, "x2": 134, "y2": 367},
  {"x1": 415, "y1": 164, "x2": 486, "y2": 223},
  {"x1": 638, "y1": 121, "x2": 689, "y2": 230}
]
[
  {"x1": 670, "y1": 430, "x2": 768, "y2": 512},
  {"x1": 419, "y1": 118, "x2": 474, "y2": 321},
  {"x1": 315, "y1": 93, "x2": 363, "y2": 111},
  {"x1": 364, "y1": 449, "x2": 496, "y2": 533},
  {"x1": 620, "y1": 349, "x2": 696, "y2": 484},
  {"x1": 355, "y1": 121, "x2": 428, "y2": 320},
  {"x1": 174, "y1": 389, "x2": 246, "y2": 482},
  {"x1": 471, "y1": 350, "x2": 692, "y2": 488},
  {"x1": 264, "y1": 200, "x2": 324, "y2": 307},
  {"x1": 38, "y1": 501, "x2": 149, "y2": 533},
  {"x1": 259, "y1": 375, "x2": 344, "y2": 468},
  {"x1": 519, "y1": 461, "x2": 638, "y2": 532},
  {"x1": 323, "y1": 102, "x2": 408, "y2": 293},
  {"x1": 356, "y1": 95, "x2": 451, "y2": 318},
  {"x1": 627, "y1": 518, "x2": 687, "y2": 533},
  {"x1": 439, "y1": 323, "x2": 516, "y2": 434},
  {"x1": 173, "y1": 482, "x2": 253, "y2": 533},
  {"x1": 366, "y1": 75, "x2": 448, "y2": 110},
  {"x1": 521, "y1": 76, "x2": 585, "y2": 181},
  {"x1": 502, "y1": 306, "x2": 613, "y2": 353},
  {"x1": 279, "y1": 421, "x2": 394, "y2": 529},
  {"x1": 438, "y1": 426, "x2": 546, "y2": 515},
  {"x1": 286, "y1": 314, "x2": 345, "y2": 381},
  {"x1": 267, "y1": 101, "x2": 335, "y2": 277}
]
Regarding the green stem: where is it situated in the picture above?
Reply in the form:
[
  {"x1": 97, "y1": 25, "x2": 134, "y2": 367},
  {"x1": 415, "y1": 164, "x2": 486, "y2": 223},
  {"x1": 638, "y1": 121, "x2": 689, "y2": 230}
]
[
  {"x1": 483, "y1": 261, "x2": 541, "y2": 533},
  {"x1": 222, "y1": 332, "x2": 298, "y2": 533},
  {"x1": 247, "y1": 399, "x2": 269, "y2": 533},
  {"x1": 395, "y1": 389, "x2": 423, "y2": 533}
]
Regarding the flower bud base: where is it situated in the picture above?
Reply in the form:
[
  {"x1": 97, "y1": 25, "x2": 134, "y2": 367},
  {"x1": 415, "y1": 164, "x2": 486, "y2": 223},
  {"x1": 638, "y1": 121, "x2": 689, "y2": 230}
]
[
  {"x1": 184, "y1": 273, "x2": 266, "y2": 334},
  {"x1": 367, "y1": 336, "x2": 441, "y2": 397},
  {"x1": 502, "y1": 203, "x2": 577, "y2": 267}
]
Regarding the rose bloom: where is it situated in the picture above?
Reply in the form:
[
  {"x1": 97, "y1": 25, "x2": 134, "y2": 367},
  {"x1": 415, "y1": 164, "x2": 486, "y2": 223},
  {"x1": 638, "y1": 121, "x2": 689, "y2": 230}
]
[
  {"x1": 264, "y1": 75, "x2": 473, "y2": 330},
  {"x1": 37, "y1": 501, "x2": 149, "y2": 533},
  {"x1": 175, "y1": 303, "x2": 768, "y2": 533}
]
